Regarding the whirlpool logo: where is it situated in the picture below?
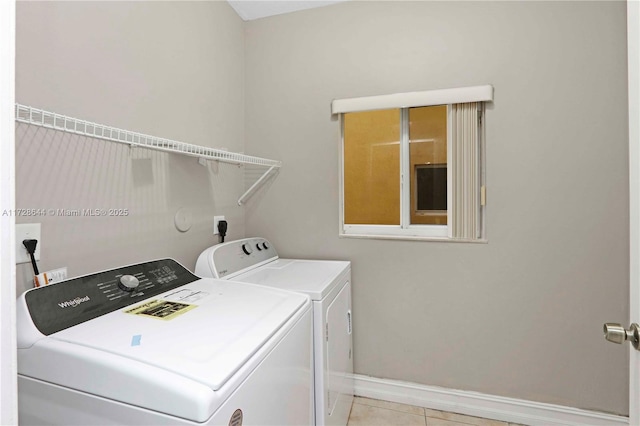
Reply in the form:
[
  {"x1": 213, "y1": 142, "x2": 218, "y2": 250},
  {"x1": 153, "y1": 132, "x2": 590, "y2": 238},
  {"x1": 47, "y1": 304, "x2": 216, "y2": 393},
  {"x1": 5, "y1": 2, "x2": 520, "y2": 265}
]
[{"x1": 58, "y1": 296, "x2": 90, "y2": 308}]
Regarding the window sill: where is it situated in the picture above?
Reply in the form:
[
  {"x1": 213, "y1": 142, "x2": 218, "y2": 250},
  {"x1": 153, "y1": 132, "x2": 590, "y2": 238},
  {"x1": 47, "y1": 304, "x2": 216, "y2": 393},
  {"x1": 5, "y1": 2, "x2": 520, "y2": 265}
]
[{"x1": 338, "y1": 233, "x2": 488, "y2": 244}]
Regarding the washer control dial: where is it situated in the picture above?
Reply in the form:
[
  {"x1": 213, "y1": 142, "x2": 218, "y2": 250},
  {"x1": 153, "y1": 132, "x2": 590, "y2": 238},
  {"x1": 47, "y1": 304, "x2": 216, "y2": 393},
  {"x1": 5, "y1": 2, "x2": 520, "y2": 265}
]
[
  {"x1": 118, "y1": 275, "x2": 139, "y2": 292},
  {"x1": 242, "y1": 243, "x2": 253, "y2": 255},
  {"x1": 262, "y1": 242, "x2": 269, "y2": 250}
]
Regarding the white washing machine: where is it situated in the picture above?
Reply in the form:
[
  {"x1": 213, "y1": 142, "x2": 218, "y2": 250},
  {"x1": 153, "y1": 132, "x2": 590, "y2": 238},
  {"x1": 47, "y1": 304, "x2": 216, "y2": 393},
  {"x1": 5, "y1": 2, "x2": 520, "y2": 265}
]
[
  {"x1": 17, "y1": 258, "x2": 313, "y2": 425},
  {"x1": 196, "y1": 238, "x2": 354, "y2": 426}
]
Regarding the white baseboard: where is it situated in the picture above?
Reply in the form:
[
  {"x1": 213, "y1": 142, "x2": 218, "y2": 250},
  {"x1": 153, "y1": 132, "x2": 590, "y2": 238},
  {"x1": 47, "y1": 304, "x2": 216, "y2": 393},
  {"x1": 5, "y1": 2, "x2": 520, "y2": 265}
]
[{"x1": 353, "y1": 374, "x2": 628, "y2": 426}]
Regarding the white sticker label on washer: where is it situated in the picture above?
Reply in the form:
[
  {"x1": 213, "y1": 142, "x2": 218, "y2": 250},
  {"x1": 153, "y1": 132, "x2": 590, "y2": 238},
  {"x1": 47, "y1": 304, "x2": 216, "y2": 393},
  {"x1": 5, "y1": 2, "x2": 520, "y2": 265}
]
[{"x1": 163, "y1": 288, "x2": 210, "y2": 303}]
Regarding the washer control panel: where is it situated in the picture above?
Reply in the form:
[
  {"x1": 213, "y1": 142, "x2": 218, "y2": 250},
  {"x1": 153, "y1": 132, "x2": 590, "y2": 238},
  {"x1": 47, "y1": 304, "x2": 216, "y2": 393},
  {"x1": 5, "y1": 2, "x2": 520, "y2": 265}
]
[
  {"x1": 24, "y1": 259, "x2": 199, "y2": 336},
  {"x1": 209, "y1": 238, "x2": 278, "y2": 279}
]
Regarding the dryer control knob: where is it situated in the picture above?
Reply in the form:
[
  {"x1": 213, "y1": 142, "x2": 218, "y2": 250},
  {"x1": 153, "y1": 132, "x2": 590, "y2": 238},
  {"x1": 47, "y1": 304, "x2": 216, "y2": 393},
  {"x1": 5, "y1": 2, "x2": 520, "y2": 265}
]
[
  {"x1": 242, "y1": 243, "x2": 253, "y2": 255},
  {"x1": 118, "y1": 275, "x2": 139, "y2": 292},
  {"x1": 262, "y1": 242, "x2": 269, "y2": 250}
]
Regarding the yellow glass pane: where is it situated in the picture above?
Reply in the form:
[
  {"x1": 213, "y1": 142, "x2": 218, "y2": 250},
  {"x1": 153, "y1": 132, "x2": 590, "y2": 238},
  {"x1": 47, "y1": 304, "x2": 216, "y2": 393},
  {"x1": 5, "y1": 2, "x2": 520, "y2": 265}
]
[
  {"x1": 344, "y1": 109, "x2": 400, "y2": 225},
  {"x1": 409, "y1": 105, "x2": 448, "y2": 225}
]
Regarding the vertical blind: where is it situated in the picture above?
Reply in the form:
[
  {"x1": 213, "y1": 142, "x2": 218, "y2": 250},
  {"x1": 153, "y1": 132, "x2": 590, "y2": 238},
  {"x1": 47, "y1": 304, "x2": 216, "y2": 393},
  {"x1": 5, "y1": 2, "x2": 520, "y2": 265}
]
[{"x1": 451, "y1": 102, "x2": 481, "y2": 239}]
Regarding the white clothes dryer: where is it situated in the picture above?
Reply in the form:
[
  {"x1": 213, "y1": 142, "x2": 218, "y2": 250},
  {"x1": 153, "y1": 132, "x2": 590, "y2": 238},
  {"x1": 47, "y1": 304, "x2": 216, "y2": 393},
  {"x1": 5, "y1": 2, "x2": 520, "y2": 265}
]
[
  {"x1": 17, "y1": 258, "x2": 313, "y2": 425},
  {"x1": 196, "y1": 238, "x2": 354, "y2": 426}
]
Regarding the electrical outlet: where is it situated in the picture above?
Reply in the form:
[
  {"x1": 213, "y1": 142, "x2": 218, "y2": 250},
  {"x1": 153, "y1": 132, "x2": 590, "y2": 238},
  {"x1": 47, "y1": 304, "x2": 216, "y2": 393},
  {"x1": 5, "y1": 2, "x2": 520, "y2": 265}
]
[
  {"x1": 47, "y1": 267, "x2": 68, "y2": 283},
  {"x1": 16, "y1": 223, "x2": 41, "y2": 264},
  {"x1": 213, "y1": 216, "x2": 225, "y2": 235}
]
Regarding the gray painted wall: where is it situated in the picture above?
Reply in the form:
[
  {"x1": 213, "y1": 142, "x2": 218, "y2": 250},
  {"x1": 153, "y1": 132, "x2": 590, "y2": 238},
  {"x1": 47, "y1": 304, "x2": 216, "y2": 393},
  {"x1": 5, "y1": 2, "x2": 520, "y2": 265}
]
[
  {"x1": 15, "y1": 1, "x2": 244, "y2": 293},
  {"x1": 14, "y1": 0, "x2": 630, "y2": 417},
  {"x1": 244, "y1": 1, "x2": 630, "y2": 415}
]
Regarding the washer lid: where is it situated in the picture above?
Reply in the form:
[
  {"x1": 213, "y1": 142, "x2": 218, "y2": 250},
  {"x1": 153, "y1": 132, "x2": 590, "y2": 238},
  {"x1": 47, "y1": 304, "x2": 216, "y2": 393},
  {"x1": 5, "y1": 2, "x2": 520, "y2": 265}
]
[
  {"x1": 48, "y1": 279, "x2": 309, "y2": 391},
  {"x1": 233, "y1": 259, "x2": 350, "y2": 300}
]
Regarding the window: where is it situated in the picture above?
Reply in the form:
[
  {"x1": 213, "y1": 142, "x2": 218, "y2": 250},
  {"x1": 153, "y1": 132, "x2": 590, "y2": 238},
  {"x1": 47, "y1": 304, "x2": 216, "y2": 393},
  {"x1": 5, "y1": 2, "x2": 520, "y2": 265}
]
[{"x1": 332, "y1": 85, "x2": 492, "y2": 241}]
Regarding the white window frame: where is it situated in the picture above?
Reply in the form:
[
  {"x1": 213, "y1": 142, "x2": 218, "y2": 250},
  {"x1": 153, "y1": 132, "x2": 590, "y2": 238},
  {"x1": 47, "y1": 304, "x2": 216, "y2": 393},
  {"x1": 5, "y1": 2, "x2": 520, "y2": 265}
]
[{"x1": 333, "y1": 85, "x2": 493, "y2": 241}]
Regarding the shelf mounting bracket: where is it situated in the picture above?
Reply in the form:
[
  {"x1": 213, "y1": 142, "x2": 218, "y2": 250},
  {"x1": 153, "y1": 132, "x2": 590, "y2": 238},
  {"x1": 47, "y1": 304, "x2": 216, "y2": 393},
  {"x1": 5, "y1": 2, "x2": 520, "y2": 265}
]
[{"x1": 238, "y1": 166, "x2": 277, "y2": 206}]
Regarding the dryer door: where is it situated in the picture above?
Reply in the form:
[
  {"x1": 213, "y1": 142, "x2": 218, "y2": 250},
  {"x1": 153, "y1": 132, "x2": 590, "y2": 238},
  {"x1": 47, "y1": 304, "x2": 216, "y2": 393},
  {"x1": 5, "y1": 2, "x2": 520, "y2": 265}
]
[{"x1": 325, "y1": 281, "x2": 354, "y2": 425}]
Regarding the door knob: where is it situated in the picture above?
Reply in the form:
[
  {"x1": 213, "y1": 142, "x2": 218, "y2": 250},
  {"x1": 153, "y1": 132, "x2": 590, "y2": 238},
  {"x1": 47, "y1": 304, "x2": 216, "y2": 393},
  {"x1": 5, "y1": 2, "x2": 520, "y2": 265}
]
[{"x1": 603, "y1": 323, "x2": 640, "y2": 350}]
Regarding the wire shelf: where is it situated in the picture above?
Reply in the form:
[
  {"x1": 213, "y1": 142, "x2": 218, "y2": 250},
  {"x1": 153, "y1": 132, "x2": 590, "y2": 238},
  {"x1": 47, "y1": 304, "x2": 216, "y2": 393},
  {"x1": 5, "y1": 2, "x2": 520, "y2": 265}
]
[{"x1": 15, "y1": 104, "x2": 282, "y2": 168}]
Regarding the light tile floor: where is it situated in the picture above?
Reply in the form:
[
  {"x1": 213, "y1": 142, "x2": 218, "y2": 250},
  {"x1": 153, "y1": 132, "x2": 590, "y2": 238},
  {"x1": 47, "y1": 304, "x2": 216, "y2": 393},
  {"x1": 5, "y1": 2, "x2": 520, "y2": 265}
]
[{"x1": 347, "y1": 397, "x2": 527, "y2": 426}]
